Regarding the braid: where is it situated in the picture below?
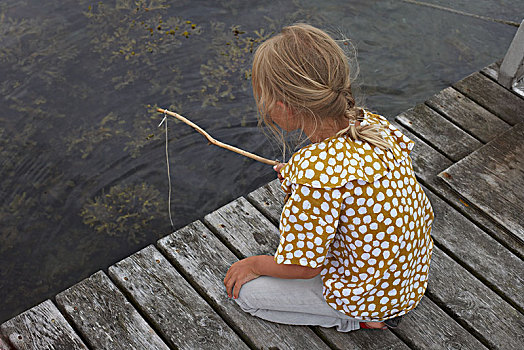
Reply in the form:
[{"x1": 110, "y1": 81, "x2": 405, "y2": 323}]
[{"x1": 337, "y1": 91, "x2": 390, "y2": 150}]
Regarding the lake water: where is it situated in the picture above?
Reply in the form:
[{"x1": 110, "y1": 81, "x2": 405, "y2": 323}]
[{"x1": 0, "y1": 0, "x2": 521, "y2": 323}]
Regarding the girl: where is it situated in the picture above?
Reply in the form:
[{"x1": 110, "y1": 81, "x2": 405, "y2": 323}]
[{"x1": 224, "y1": 23, "x2": 434, "y2": 331}]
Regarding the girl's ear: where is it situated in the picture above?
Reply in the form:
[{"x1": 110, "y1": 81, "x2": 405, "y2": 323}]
[
  {"x1": 276, "y1": 101, "x2": 295, "y2": 119},
  {"x1": 272, "y1": 101, "x2": 301, "y2": 132}
]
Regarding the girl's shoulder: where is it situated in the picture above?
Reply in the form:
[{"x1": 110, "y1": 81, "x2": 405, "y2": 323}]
[{"x1": 280, "y1": 110, "x2": 414, "y2": 189}]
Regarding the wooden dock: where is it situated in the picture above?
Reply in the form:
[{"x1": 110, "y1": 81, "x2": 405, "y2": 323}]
[{"x1": 1, "y1": 61, "x2": 523, "y2": 350}]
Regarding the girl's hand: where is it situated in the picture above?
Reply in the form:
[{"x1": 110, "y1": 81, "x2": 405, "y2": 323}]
[
  {"x1": 273, "y1": 163, "x2": 285, "y2": 183},
  {"x1": 224, "y1": 256, "x2": 261, "y2": 299}
]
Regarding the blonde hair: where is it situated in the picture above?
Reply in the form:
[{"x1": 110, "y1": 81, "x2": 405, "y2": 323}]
[{"x1": 252, "y1": 23, "x2": 390, "y2": 156}]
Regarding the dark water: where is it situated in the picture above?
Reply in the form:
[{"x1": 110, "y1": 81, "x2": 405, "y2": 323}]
[{"x1": 0, "y1": 0, "x2": 521, "y2": 323}]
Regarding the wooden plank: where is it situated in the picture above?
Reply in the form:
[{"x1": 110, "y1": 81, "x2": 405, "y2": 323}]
[
  {"x1": 246, "y1": 181, "x2": 285, "y2": 227},
  {"x1": 156, "y1": 221, "x2": 331, "y2": 350},
  {"x1": 315, "y1": 326, "x2": 410, "y2": 350},
  {"x1": 55, "y1": 271, "x2": 169, "y2": 350},
  {"x1": 0, "y1": 334, "x2": 13, "y2": 350},
  {"x1": 317, "y1": 294, "x2": 486, "y2": 350},
  {"x1": 428, "y1": 247, "x2": 524, "y2": 350},
  {"x1": 208, "y1": 197, "x2": 482, "y2": 350},
  {"x1": 426, "y1": 87, "x2": 511, "y2": 143},
  {"x1": 108, "y1": 245, "x2": 249, "y2": 350},
  {"x1": 453, "y1": 72, "x2": 524, "y2": 125},
  {"x1": 203, "y1": 196, "x2": 281, "y2": 258},
  {"x1": 439, "y1": 123, "x2": 524, "y2": 243},
  {"x1": 389, "y1": 122, "x2": 454, "y2": 186},
  {"x1": 392, "y1": 297, "x2": 486, "y2": 350},
  {"x1": 393, "y1": 123, "x2": 524, "y2": 259},
  {"x1": 0, "y1": 300, "x2": 87, "y2": 350},
  {"x1": 425, "y1": 187, "x2": 524, "y2": 313},
  {"x1": 396, "y1": 104, "x2": 483, "y2": 162},
  {"x1": 482, "y1": 61, "x2": 524, "y2": 99},
  {"x1": 481, "y1": 61, "x2": 501, "y2": 81}
]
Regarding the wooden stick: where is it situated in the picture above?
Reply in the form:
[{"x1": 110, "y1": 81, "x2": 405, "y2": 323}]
[{"x1": 157, "y1": 108, "x2": 279, "y2": 166}]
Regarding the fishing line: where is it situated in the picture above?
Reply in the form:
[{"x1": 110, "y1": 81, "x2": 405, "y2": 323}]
[{"x1": 159, "y1": 110, "x2": 175, "y2": 230}]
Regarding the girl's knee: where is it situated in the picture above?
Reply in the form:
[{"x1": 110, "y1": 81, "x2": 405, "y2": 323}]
[
  {"x1": 234, "y1": 291, "x2": 258, "y2": 314},
  {"x1": 233, "y1": 279, "x2": 261, "y2": 314}
]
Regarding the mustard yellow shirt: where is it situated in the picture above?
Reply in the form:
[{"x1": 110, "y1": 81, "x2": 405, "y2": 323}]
[{"x1": 275, "y1": 110, "x2": 434, "y2": 321}]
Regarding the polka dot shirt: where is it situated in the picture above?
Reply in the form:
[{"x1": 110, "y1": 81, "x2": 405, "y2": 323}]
[{"x1": 275, "y1": 110, "x2": 434, "y2": 321}]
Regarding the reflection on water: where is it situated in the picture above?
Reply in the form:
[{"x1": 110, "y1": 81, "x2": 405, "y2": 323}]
[{"x1": 0, "y1": 0, "x2": 520, "y2": 322}]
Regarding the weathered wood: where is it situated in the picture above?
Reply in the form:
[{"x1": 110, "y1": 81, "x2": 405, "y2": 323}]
[
  {"x1": 426, "y1": 87, "x2": 511, "y2": 143},
  {"x1": 482, "y1": 61, "x2": 524, "y2": 99},
  {"x1": 428, "y1": 247, "x2": 524, "y2": 350},
  {"x1": 453, "y1": 72, "x2": 524, "y2": 125},
  {"x1": 392, "y1": 297, "x2": 486, "y2": 350},
  {"x1": 481, "y1": 61, "x2": 501, "y2": 81},
  {"x1": 156, "y1": 221, "x2": 331, "y2": 350},
  {"x1": 314, "y1": 326, "x2": 410, "y2": 350},
  {"x1": 0, "y1": 300, "x2": 87, "y2": 350},
  {"x1": 425, "y1": 187, "x2": 524, "y2": 313},
  {"x1": 108, "y1": 245, "x2": 248, "y2": 350},
  {"x1": 209, "y1": 196, "x2": 482, "y2": 350},
  {"x1": 203, "y1": 196, "x2": 281, "y2": 258},
  {"x1": 439, "y1": 122, "x2": 524, "y2": 243},
  {"x1": 392, "y1": 122, "x2": 524, "y2": 259},
  {"x1": 246, "y1": 181, "x2": 285, "y2": 227},
  {"x1": 55, "y1": 271, "x2": 169, "y2": 350},
  {"x1": 0, "y1": 334, "x2": 12, "y2": 350},
  {"x1": 396, "y1": 104, "x2": 483, "y2": 161}
]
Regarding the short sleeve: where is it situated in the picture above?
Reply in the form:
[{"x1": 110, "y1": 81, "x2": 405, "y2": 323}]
[{"x1": 274, "y1": 183, "x2": 344, "y2": 268}]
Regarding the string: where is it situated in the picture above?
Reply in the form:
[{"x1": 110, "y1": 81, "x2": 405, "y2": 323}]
[{"x1": 159, "y1": 110, "x2": 174, "y2": 230}]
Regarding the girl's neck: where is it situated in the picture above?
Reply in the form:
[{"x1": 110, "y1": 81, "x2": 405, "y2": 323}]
[{"x1": 304, "y1": 118, "x2": 358, "y2": 143}]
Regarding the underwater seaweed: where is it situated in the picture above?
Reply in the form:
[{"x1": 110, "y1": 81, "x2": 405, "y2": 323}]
[
  {"x1": 84, "y1": 0, "x2": 200, "y2": 87},
  {"x1": 65, "y1": 112, "x2": 126, "y2": 159},
  {"x1": 80, "y1": 182, "x2": 164, "y2": 244},
  {"x1": 199, "y1": 23, "x2": 272, "y2": 107}
]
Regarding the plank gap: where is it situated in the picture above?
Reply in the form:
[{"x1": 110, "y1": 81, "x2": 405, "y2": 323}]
[
  {"x1": 244, "y1": 194, "x2": 280, "y2": 227},
  {"x1": 416, "y1": 175, "x2": 524, "y2": 261},
  {"x1": 480, "y1": 65, "x2": 524, "y2": 102},
  {"x1": 104, "y1": 266, "x2": 191, "y2": 350},
  {"x1": 201, "y1": 217, "x2": 247, "y2": 260},
  {"x1": 430, "y1": 238, "x2": 523, "y2": 315},
  {"x1": 453, "y1": 73, "x2": 524, "y2": 125},
  {"x1": 0, "y1": 332, "x2": 13, "y2": 350},
  {"x1": 423, "y1": 101, "x2": 487, "y2": 145},
  {"x1": 438, "y1": 175, "x2": 524, "y2": 248},
  {"x1": 424, "y1": 290, "x2": 492, "y2": 350},
  {"x1": 152, "y1": 237, "x2": 258, "y2": 350},
  {"x1": 49, "y1": 298, "x2": 94, "y2": 350},
  {"x1": 392, "y1": 119, "x2": 455, "y2": 163}
]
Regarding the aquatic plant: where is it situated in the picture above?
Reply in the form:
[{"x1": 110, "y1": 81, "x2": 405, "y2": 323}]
[
  {"x1": 84, "y1": 0, "x2": 200, "y2": 89},
  {"x1": 65, "y1": 112, "x2": 125, "y2": 159},
  {"x1": 81, "y1": 182, "x2": 164, "y2": 244},
  {"x1": 199, "y1": 23, "x2": 272, "y2": 107}
]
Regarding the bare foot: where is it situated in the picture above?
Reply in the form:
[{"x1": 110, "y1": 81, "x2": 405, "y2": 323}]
[{"x1": 362, "y1": 321, "x2": 386, "y2": 329}]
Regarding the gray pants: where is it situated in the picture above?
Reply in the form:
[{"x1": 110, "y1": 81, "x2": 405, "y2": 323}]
[{"x1": 234, "y1": 274, "x2": 361, "y2": 332}]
